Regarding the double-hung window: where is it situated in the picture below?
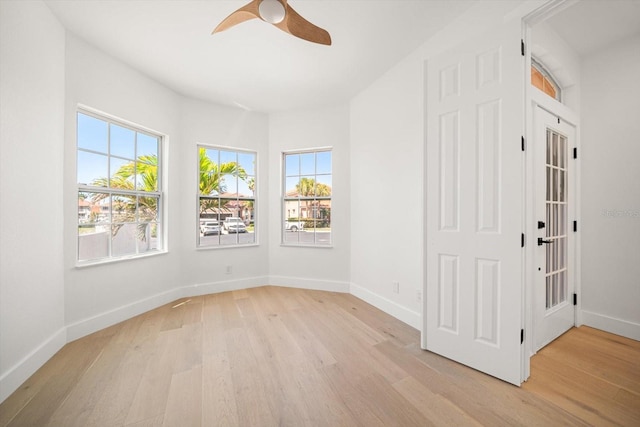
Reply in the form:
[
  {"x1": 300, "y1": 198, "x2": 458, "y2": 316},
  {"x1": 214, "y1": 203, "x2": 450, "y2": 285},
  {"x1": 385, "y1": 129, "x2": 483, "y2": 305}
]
[
  {"x1": 77, "y1": 110, "x2": 163, "y2": 263},
  {"x1": 198, "y1": 145, "x2": 256, "y2": 247},
  {"x1": 283, "y1": 149, "x2": 332, "y2": 246}
]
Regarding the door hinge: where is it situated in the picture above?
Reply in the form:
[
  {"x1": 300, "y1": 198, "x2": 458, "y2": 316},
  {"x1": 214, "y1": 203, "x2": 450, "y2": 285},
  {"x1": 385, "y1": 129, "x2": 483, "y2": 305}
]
[
  {"x1": 521, "y1": 329, "x2": 525, "y2": 344},
  {"x1": 521, "y1": 136, "x2": 525, "y2": 151},
  {"x1": 573, "y1": 147, "x2": 578, "y2": 159},
  {"x1": 573, "y1": 293, "x2": 577, "y2": 306},
  {"x1": 573, "y1": 220, "x2": 577, "y2": 232},
  {"x1": 521, "y1": 233, "x2": 525, "y2": 248},
  {"x1": 521, "y1": 39, "x2": 525, "y2": 56}
]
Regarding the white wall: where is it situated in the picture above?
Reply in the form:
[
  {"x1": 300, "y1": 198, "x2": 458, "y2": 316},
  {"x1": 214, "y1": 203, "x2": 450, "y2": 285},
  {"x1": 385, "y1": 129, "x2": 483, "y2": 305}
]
[
  {"x1": 580, "y1": 34, "x2": 640, "y2": 339},
  {"x1": 63, "y1": 34, "x2": 185, "y2": 339},
  {"x1": 0, "y1": 1, "x2": 66, "y2": 402},
  {"x1": 350, "y1": 54, "x2": 424, "y2": 328},
  {"x1": 268, "y1": 106, "x2": 351, "y2": 291}
]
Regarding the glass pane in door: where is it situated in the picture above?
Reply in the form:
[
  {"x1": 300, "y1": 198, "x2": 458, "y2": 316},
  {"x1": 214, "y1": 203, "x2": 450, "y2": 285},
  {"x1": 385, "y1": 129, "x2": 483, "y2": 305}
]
[{"x1": 545, "y1": 131, "x2": 568, "y2": 310}]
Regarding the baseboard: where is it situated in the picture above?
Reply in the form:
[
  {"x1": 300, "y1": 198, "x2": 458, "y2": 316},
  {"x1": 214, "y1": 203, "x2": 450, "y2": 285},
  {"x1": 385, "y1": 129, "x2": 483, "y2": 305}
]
[
  {"x1": 268, "y1": 275, "x2": 350, "y2": 293},
  {"x1": 350, "y1": 282, "x2": 421, "y2": 330},
  {"x1": 0, "y1": 327, "x2": 66, "y2": 403},
  {"x1": 581, "y1": 310, "x2": 640, "y2": 341},
  {"x1": 66, "y1": 286, "x2": 185, "y2": 342},
  {"x1": 184, "y1": 276, "x2": 269, "y2": 297}
]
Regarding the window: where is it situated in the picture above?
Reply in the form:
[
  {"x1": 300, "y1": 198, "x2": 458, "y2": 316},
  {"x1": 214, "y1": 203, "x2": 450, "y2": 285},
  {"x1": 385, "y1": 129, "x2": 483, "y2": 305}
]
[
  {"x1": 531, "y1": 58, "x2": 561, "y2": 102},
  {"x1": 283, "y1": 149, "x2": 332, "y2": 246},
  {"x1": 77, "y1": 110, "x2": 163, "y2": 263},
  {"x1": 198, "y1": 146, "x2": 256, "y2": 247}
]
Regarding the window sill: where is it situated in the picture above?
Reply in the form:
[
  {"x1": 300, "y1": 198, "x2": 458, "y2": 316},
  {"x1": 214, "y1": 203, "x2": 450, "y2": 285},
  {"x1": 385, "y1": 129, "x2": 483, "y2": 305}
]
[
  {"x1": 196, "y1": 243, "x2": 260, "y2": 251},
  {"x1": 75, "y1": 250, "x2": 168, "y2": 269},
  {"x1": 280, "y1": 243, "x2": 333, "y2": 249}
]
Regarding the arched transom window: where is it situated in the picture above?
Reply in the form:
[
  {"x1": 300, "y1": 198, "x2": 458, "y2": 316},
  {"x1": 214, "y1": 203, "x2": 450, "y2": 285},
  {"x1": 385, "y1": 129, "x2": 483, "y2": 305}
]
[{"x1": 531, "y1": 58, "x2": 562, "y2": 102}]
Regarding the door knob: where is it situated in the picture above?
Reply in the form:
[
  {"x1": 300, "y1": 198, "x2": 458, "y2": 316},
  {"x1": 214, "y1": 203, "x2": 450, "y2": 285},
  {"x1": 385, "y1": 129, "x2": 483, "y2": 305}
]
[{"x1": 537, "y1": 237, "x2": 553, "y2": 246}]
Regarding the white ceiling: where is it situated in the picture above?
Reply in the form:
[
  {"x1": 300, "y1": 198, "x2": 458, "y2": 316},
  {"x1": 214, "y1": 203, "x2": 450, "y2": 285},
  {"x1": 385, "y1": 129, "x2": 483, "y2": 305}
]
[
  {"x1": 44, "y1": 0, "x2": 640, "y2": 113},
  {"x1": 544, "y1": 0, "x2": 640, "y2": 57},
  {"x1": 44, "y1": 0, "x2": 475, "y2": 113}
]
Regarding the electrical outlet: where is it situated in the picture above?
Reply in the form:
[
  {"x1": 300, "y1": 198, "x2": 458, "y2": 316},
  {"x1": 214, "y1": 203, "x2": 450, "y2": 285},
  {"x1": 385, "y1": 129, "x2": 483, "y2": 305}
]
[
  {"x1": 392, "y1": 281, "x2": 399, "y2": 294},
  {"x1": 225, "y1": 265, "x2": 232, "y2": 275}
]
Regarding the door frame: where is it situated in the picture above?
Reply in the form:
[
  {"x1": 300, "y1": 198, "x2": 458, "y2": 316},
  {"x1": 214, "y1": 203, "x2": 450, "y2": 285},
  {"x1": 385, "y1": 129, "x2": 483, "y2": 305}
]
[{"x1": 522, "y1": 43, "x2": 582, "y2": 381}]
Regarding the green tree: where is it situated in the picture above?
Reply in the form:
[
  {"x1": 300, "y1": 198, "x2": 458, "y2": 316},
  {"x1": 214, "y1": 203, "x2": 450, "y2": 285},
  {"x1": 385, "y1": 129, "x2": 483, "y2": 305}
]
[
  {"x1": 90, "y1": 155, "x2": 158, "y2": 239},
  {"x1": 198, "y1": 148, "x2": 248, "y2": 215},
  {"x1": 295, "y1": 178, "x2": 331, "y2": 226}
]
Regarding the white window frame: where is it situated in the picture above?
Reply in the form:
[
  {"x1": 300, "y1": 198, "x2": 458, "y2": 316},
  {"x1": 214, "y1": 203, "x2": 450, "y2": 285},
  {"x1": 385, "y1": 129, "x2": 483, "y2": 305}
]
[
  {"x1": 282, "y1": 148, "x2": 332, "y2": 247},
  {"x1": 76, "y1": 108, "x2": 164, "y2": 265},
  {"x1": 197, "y1": 144, "x2": 257, "y2": 249}
]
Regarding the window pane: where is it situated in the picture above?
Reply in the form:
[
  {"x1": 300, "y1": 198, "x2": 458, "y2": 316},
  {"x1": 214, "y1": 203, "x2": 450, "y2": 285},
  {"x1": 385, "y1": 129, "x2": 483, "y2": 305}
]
[
  {"x1": 285, "y1": 177, "x2": 299, "y2": 195},
  {"x1": 238, "y1": 152, "x2": 255, "y2": 176},
  {"x1": 221, "y1": 173, "x2": 238, "y2": 194},
  {"x1": 77, "y1": 151, "x2": 108, "y2": 186},
  {"x1": 79, "y1": 192, "x2": 108, "y2": 224},
  {"x1": 300, "y1": 153, "x2": 315, "y2": 175},
  {"x1": 110, "y1": 157, "x2": 132, "y2": 189},
  {"x1": 220, "y1": 150, "x2": 236, "y2": 165},
  {"x1": 285, "y1": 199, "x2": 300, "y2": 220},
  {"x1": 317, "y1": 151, "x2": 332, "y2": 174},
  {"x1": 137, "y1": 222, "x2": 159, "y2": 253},
  {"x1": 111, "y1": 223, "x2": 137, "y2": 257},
  {"x1": 137, "y1": 163, "x2": 157, "y2": 192},
  {"x1": 285, "y1": 154, "x2": 299, "y2": 176},
  {"x1": 316, "y1": 175, "x2": 332, "y2": 196},
  {"x1": 138, "y1": 196, "x2": 158, "y2": 222},
  {"x1": 138, "y1": 133, "x2": 158, "y2": 160},
  {"x1": 110, "y1": 124, "x2": 135, "y2": 160},
  {"x1": 202, "y1": 148, "x2": 218, "y2": 168},
  {"x1": 112, "y1": 194, "x2": 136, "y2": 223},
  {"x1": 299, "y1": 177, "x2": 316, "y2": 197},
  {"x1": 77, "y1": 113, "x2": 107, "y2": 153},
  {"x1": 199, "y1": 197, "x2": 224, "y2": 218},
  {"x1": 238, "y1": 176, "x2": 254, "y2": 197},
  {"x1": 78, "y1": 225, "x2": 109, "y2": 261}
]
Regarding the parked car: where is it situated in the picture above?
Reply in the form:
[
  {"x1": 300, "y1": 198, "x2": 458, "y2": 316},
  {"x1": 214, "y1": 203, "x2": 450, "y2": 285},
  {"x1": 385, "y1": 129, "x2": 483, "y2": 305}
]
[
  {"x1": 284, "y1": 220, "x2": 304, "y2": 232},
  {"x1": 223, "y1": 217, "x2": 247, "y2": 233},
  {"x1": 200, "y1": 220, "x2": 221, "y2": 236}
]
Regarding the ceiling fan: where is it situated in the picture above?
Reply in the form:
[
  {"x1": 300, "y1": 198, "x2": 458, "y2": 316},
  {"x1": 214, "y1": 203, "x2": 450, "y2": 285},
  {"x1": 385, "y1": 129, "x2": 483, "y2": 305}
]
[{"x1": 212, "y1": 0, "x2": 332, "y2": 45}]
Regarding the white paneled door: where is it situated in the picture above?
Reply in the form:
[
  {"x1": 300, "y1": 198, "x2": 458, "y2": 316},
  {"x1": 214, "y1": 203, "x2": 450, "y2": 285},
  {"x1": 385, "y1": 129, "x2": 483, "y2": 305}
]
[{"x1": 424, "y1": 19, "x2": 524, "y2": 385}]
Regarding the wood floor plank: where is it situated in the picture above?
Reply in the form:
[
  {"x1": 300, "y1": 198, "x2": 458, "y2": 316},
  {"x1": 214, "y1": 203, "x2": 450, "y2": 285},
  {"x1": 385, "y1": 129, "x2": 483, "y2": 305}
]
[
  {"x1": 162, "y1": 366, "x2": 202, "y2": 427},
  {"x1": 2, "y1": 286, "x2": 638, "y2": 426},
  {"x1": 123, "y1": 329, "x2": 179, "y2": 425},
  {"x1": 201, "y1": 296, "x2": 239, "y2": 426}
]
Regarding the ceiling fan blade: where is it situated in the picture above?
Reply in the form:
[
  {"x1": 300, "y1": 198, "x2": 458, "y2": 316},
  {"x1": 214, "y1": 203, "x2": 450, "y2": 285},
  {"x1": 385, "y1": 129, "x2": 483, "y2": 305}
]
[
  {"x1": 212, "y1": 0, "x2": 261, "y2": 34},
  {"x1": 275, "y1": 3, "x2": 332, "y2": 45}
]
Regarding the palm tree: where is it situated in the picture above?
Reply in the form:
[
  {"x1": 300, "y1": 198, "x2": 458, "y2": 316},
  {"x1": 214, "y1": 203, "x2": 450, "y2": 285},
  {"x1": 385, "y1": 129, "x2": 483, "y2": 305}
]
[
  {"x1": 198, "y1": 148, "x2": 248, "y2": 215},
  {"x1": 89, "y1": 155, "x2": 158, "y2": 239},
  {"x1": 295, "y1": 178, "x2": 331, "y2": 225}
]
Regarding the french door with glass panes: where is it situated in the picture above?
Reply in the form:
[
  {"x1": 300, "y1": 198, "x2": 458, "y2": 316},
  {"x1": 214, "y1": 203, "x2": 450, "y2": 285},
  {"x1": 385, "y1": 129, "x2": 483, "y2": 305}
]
[{"x1": 534, "y1": 106, "x2": 576, "y2": 351}]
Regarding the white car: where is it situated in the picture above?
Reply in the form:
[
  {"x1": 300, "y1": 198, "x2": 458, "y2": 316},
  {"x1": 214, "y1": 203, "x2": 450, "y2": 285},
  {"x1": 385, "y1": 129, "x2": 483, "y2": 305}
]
[
  {"x1": 200, "y1": 220, "x2": 221, "y2": 235},
  {"x1": 223, "y1": 217, "x2": 247, "y2": 233},
  {"x1": 285, "y1": 220, "x2": 304, "y2": 232}
]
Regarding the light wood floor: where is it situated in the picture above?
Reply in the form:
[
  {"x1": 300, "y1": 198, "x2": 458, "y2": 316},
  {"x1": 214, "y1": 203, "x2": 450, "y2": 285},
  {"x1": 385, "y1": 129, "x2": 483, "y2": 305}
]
[{"x1": 1, "y1": 286, "x2": 638, "y2": 426}]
